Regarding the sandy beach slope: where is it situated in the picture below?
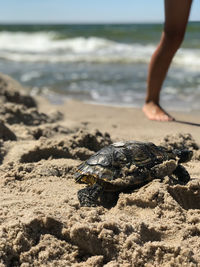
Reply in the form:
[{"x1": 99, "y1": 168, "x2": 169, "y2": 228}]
[{"x1": 0, "y1": 73, "x2": 200, "y2": 266}]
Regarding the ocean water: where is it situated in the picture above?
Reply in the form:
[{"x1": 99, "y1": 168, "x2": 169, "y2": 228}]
[{"x1": 0, "y1": 23, "x2": 200, "y2": 112}]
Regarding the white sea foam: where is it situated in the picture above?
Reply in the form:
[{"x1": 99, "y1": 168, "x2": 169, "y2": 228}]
[
  {"x1": 0, "y1": 31, "x2": 67, "y2": 52},
  {"x1": 0, "y1": 31, "x2": 200, "y2": 68},
  {"x1": 173, "y1": 48, "x2": 200, "y2": 68},
  {"x1": 21, "y1": 71, "x2": 41, "y2": 82}
]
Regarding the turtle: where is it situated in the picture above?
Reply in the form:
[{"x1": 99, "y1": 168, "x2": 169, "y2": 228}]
[{"x1": 75, "y1": 141, "x2": 193, "y2": 207}]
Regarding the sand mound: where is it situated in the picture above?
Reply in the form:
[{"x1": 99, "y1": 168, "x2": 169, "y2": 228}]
[
  {"x1": 0, "y1": 73, "x2": 36, "y2": 108},
  {"x1": 0, "y1": 103, "x2": 63, "y2": 126},
  {"x1": 0, "y1": 128, "x2": 112, "y2": 184},
  {"x1": 0, "y1": 73, "x2": 62, "y2": 126},
  {"x1": 1, "y1": 135, "x2": 200, "y2": 266},
  {"x1": 0, "y1": 216, "x2": 79, "y2": 266},
  {"x1": 2, "y1": 180, "x2": 200, "y2": 266},
  {"x1": 168, "y1": 182, "x2": 200, "y2": 210},
  {"x1": 0, "y1": 74, "x2": 200, "y2": 266},
  {"x1": 161, "y1": 133, "x2": 199, "y2": 150},
  {"x1": 161, "y1": 132, "x2": 200, "y2": 161},
  {"x1": 3, "y1": 129, "x2": 111, "y2": 164},
  {"x1": 29, "y1": 124, "x2": 74, "y2": 140},
  {"x1": 0, "y1": 120, "x2": 16, "y2": 141}
]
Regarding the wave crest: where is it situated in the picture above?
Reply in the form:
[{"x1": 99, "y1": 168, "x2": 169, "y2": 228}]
[{"x1": 0, "y1": 31, "x2": 199, "y2": 67}]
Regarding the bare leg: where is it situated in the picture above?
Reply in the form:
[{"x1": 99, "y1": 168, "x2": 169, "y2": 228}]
[{"x1": 143, "y1": 0, "x2": 192, "y2": 121}]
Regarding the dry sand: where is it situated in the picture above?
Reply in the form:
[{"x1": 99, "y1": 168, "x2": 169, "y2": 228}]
[{"x1": 0, "y1": 73, "x2": 200, "y2": 266}]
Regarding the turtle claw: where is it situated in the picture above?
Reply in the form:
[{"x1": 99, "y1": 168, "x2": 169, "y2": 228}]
[
  {"x1": 78, "y1": 184, "x2": 103, "y2": 207},
  {"x1": 173, "y1": 165, "x2": 190, "y2": 184}
]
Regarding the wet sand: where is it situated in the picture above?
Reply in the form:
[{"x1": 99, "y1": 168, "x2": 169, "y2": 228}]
[{"x1": 0, "y1": 73, "x2": 200, "y2": 266}]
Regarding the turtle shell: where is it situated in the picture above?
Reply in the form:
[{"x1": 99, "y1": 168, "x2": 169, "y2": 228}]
[{"x1": 75, "y1": 141, "x2": 176, "y2": 188}]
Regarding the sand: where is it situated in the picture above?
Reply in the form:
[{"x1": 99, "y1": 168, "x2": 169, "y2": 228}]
[{"x1": 0, "y1": 72, "x2": 200, "y2": 266}]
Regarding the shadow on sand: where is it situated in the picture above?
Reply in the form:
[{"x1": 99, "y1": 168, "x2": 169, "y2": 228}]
[{"x1": 174, "y1": 120, "x2": 200, "y2": 127}]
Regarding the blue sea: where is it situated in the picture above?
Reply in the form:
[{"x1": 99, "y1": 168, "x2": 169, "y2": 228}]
[{"x1": 0, "y1": 23, "x2": 200, "y2": 112}]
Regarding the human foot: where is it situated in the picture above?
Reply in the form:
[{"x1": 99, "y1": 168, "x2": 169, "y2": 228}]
[{"x1": 142, "y1": 102, "x2": 174, "y2": 121}]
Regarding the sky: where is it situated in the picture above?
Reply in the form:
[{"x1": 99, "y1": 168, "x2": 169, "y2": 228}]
[{"x1": 1, "y1": 0, "x2": 200, "y2": 24}]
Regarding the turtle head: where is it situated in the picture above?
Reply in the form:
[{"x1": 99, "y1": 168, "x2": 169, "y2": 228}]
[{"x1": 173, "y1": 149, "x2": 193, "y2": 163}]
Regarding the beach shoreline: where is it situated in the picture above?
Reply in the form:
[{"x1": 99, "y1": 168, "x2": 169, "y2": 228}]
[
  {"x1": 1, "y1": 22, "x2": 200, "y2": 113},
  {"x1": 41, "y1": 97, "x2": 200, "y2": 144},
  {"x1": 0, "y1": 73, "x2": 200, "y2": 266}
]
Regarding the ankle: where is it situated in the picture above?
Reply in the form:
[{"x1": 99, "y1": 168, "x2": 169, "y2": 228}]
[{"x1": 144, "y1": 100, "x2": 159, "y2": 106}]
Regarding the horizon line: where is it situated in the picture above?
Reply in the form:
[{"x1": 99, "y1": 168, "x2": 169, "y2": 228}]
[
  {"x1": 0, "y1": 20, "x2": 199, "y2": 25},
  {"x1": 0, "y1": 21, "x2": 163, "y2": 25}
]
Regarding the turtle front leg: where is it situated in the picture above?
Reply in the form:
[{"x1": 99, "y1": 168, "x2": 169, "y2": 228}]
[
  {"x1": 77, "y1": 184, "x2": 103, "y2": 207},
  {"x1": 173, "y1": 165, "x2": 190, "y2": 184}
]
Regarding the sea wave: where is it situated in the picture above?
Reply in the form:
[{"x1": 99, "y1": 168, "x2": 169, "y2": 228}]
[{"x1": 0, "y1": 31, "x2": 200, "y2": 67}]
